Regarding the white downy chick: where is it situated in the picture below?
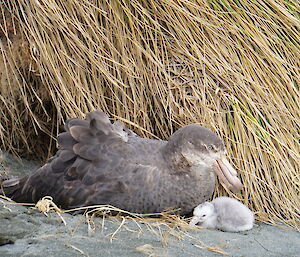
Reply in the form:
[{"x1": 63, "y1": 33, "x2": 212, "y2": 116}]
[{"x1": 190, "y1": 196, "x2": 254, "y2": 232}]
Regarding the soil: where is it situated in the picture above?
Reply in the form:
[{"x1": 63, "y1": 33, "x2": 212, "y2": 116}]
[{"x1": 0, "y1": 152, "x2": 299, "y2": 257}]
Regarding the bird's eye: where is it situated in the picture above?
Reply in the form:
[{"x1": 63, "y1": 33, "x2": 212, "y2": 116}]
[
  {"x1": 207, "y1": 145, "x2": 213, "y2": 151},
  {"x1": 202, "y1": 214, "x2": 206, "y2": 217}
]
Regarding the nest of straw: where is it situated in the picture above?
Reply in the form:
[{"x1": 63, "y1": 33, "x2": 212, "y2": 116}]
[{"x1": 0, "y1": 1, "x2": 299, "y2": 229}]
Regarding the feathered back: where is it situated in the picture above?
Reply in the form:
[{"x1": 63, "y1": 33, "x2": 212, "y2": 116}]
[
  {"x1": 59, "y1": 111, "x2": 128, "y2": 155},
  {"x1": 1, "y1": 111, "x2": 130, "y2": 206}
]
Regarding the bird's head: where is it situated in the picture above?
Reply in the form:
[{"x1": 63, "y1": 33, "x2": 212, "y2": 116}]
[
  {"x1": 189, "y1": 202, "x2": 214, "y2": 225},
  {"x1": 164, "y1": 124, "x2": 243, "y2": 191}
]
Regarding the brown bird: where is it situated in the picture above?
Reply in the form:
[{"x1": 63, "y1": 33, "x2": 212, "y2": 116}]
[{"x1": 1, "y1": 111, "x2": 242, "y2": 214}]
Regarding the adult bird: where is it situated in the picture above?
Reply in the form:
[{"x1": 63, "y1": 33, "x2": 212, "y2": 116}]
[{"x1": 1, "y1": 111, "x2": 242, "y2": 214}]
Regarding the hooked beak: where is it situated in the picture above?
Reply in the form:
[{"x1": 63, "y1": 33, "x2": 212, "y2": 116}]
[{"x1": 215, "y1": 155, "x2": 243, "y2": 191}]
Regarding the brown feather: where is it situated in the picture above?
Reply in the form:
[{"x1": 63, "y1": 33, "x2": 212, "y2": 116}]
[{"x1": 1, "y1": 111, "x2": 240, "y2": 214}]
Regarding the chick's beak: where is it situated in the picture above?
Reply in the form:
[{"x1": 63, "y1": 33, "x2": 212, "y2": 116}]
[
  {"x1": 215, "y1": 154, "x2": 243, "y2": 191},
  {"x1": 189, "y1": 216, "x2": 200, "y2": 226}
]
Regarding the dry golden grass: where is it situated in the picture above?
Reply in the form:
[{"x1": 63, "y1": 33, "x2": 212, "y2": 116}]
[{"x1": 0, "y1": 0, "x2": 299, "y2": 229}]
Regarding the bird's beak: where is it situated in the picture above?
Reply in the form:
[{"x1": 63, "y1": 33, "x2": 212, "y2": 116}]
[
  {"x1": 215, "y1": 154, "x2": 243, "y2": 191},
  {"x1": 189, "y1": 216, "x2": 200, "y2": 226}
]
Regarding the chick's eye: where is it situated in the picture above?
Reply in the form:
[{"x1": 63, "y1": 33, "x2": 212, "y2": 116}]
[
  {"x1": 207, "y1": 145, "x2": 213, "y2": 151},
  {"x1": 202, "y1": 214, "x2": 206, "y2": 217}
]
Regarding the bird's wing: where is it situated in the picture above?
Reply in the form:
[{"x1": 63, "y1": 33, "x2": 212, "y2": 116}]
[{"x1": 2, "y1": 111, "x2": 140, "y2": 208}]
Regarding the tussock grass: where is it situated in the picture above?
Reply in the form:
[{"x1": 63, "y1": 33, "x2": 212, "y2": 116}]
[{"x1": 0, "y1": 0, "x2": 299, "y2": 229}]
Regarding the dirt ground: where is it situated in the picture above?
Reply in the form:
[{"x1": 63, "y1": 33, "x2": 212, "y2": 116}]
[{"x1": 1, "y1": 152, "x2": 299, "y2": 257}]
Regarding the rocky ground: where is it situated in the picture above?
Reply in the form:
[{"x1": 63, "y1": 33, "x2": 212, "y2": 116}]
[{"x1": 0, "y1": 152, "x2": 299, "y2": 257}]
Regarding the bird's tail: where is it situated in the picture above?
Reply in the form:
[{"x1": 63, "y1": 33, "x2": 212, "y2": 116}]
[{"x1": 0, "y1": 174, "x2": 29, "y2": 202}]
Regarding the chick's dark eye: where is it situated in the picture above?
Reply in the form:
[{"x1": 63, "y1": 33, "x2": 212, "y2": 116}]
[
  {"x1": 202, "y1": 214, "x2": 206, "y2": 217},
  {"x1": 207, "y1": 145, "x2": 213, "y2": 151}
]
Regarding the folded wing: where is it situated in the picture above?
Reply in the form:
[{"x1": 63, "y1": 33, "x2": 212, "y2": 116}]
[{"x1": 1, "y1": 111, "x2": 136, "y2": 209}]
